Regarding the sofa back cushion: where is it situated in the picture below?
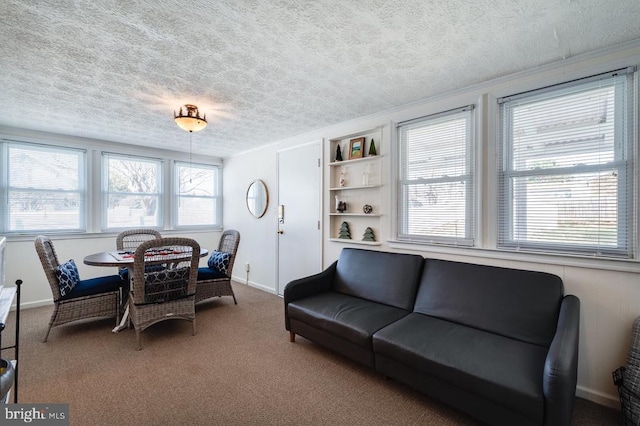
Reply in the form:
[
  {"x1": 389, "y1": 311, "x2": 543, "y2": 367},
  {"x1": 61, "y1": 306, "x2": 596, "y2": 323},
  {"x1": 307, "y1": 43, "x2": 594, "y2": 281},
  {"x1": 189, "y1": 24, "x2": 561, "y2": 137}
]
[
  {"x1": 333, "y1": 248, "x2": 424, "y2": 311},
  {"x1": 414, "y1": 259, "x2": 564, "y2": 347}
]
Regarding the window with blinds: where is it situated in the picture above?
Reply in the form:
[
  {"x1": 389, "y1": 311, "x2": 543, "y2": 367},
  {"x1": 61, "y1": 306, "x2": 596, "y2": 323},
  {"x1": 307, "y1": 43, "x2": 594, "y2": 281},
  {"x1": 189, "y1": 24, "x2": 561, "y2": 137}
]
[
  {"x1": 498, "y1": 67, "x2": 636, "y2": 258},
  {"x1": 103, "y1": 153, "x2": 162, "y2": 229},
  {"x1": 396, "y1": 106, "x2": 476, "y2": 246},
  {"x1": 3, "y1": 142, "x2": 86, "y2": 233},
  {"x1": 174, "y1": 161, "x2": 221, "y2": 228}
]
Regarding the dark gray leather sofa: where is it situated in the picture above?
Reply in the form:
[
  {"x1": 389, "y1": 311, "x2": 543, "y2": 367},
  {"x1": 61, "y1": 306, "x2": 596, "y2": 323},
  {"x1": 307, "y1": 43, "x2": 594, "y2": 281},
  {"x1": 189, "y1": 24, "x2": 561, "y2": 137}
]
[{"x1": 284, "y1": 248, "x2": 580, "y2": 426}]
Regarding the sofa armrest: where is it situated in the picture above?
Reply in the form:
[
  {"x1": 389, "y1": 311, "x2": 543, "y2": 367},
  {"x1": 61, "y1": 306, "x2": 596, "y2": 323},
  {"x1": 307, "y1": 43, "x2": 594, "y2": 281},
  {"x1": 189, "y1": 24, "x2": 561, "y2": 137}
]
[
  {"x1": 284, "y1": 261, "x2": 336, "y2": 330},
  {"x1": 543, "y1": 294, "x2": 580, "y2": 426}
]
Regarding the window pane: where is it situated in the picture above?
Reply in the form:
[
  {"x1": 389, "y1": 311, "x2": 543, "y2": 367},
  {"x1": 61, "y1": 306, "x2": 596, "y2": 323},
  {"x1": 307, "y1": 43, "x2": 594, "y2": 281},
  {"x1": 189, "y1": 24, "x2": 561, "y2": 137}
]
[
  {"x1": 498, "y1": 69, "x2": 634, "y2": 257},
  {"x1": 9, "y1": 146, "x2": 80, "y2": 190},
  {"x1": 177, "y1": 197, "x2": 217, "y2": 226},
  {"x1": 175, "y1": 162, "x2": 220, "y2": 227},
  {"x1": 104, "y1": 154, "x2": 161, "y2": 229},
  {"x1": 510, "y1": 86, "x2": 615, "y2": 172},
  {"x1": 508, "y1": 171, "x2": 618, "y2": 247},
  {"x1": 404, "y1": 181, "x2": 469, "y2": 238},
  {"x1": 7, "y1": 144, "x2": 84, "y2": 232},
  {"x1": 106, "y1": 194, "x2": 159, "y2": 228},
  {"x1": 9, "y1": 191, "x2": 81, "y2": 231},
  {"x1": 107, "y1": 157, "x2": 158, "y2": 192},
  {"x1": 397, "y1": 106, "x2": 475, "y2": 246}
]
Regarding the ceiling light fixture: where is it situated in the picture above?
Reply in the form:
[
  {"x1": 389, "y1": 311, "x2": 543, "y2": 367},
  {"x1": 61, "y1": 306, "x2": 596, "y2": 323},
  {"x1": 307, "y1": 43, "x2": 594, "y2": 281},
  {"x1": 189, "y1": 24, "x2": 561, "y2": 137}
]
[{"x1": 174, "y1": 104, "x2": 207, "y2": 132}]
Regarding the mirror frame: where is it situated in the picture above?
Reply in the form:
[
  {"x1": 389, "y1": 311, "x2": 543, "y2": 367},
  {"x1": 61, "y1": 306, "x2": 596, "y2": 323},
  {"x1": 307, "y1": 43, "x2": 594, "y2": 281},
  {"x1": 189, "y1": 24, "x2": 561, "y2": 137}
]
[{"x1": 246, "y1": 179, "x2": 268, "y2": 218}]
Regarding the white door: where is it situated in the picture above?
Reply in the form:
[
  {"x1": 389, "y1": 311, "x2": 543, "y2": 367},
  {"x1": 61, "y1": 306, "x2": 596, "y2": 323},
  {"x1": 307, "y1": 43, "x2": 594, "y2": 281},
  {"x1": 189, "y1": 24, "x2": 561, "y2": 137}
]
[{"x1": 277, "y1": 141, "x2": 322, "y2": 296}]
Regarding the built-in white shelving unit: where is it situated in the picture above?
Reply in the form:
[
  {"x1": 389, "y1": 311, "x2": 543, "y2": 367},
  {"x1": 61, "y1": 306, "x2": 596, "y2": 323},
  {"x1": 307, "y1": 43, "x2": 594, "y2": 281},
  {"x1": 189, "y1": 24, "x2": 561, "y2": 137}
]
[{"x1": 327, "y1": 128, "x2": 383, "y2": 245}]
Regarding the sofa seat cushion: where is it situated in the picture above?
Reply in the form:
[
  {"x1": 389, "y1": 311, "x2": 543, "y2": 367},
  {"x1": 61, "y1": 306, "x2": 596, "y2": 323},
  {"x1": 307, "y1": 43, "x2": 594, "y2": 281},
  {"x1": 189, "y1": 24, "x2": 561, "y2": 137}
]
[
  {"x1": 62, "y1": 274, "x2": 123, "y2": 300},
  {"x1": 288, "y1": 292, "x2": 409, "y2": 350},
  {"x1": 373, "y1": 313, "x2": 547, "y2": 423}
]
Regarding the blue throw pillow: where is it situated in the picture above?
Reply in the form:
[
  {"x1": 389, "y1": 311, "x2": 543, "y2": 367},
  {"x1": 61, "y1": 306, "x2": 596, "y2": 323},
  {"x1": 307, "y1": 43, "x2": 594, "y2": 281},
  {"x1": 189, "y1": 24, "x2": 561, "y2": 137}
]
[
  {"x1": 55, "y1": 259, "x2": 80, "y2": 297},
  {"x1": 207, "y1": 250, "x2": 230, "y2": 276}
]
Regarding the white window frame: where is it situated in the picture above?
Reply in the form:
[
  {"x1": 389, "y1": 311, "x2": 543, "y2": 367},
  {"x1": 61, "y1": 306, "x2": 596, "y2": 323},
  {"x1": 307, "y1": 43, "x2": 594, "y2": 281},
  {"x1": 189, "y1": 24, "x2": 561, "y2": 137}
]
[
  {"x1": 497, "y1": 67, "x2": 636, "y2": 258},
  {"x1": 173, "y1": 161, "x2": 222, "y2": 229},
  {"x1": 1, "y1": 141, "x2": 86, "y2": 234},
  {"x1": 395, "y1": 105, "x2": 476, "y2": 246},
  {"x1": 102, "y1": 152, "x2": 164, "y2": 231}
]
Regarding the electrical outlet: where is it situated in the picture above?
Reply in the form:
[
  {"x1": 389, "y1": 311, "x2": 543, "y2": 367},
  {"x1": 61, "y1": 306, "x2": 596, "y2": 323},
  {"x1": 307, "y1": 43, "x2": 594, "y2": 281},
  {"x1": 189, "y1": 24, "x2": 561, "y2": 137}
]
[{"x1": 245, "y1": 262, "x2": 250, "y2": 272}]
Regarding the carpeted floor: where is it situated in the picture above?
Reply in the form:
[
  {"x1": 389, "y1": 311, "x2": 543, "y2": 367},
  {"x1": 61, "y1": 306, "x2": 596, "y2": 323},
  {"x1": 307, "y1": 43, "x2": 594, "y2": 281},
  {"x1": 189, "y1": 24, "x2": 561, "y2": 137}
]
[{"x1": 2, "y1": 282, "x2": 621, "y2": 425}]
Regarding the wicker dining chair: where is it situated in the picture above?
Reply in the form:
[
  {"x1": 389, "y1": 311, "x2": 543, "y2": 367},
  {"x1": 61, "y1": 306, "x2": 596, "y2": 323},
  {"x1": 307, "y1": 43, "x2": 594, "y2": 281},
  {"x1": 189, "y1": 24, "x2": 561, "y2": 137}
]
[
  {"x1": 128, "y1": 237, "x2": 200, "y2": 350},
  {"x1": 196, "y1": 230, "x2": 240, "y2": 305},
  {"x1": 115, "y1": 228, "x2": 162, "y2": 278},
  {"x1": 34, "y1": 235, "x2": 123, "y2": 342},
  {"x1": 116, "y1": 228, "x2": 162, "y2": 251}
]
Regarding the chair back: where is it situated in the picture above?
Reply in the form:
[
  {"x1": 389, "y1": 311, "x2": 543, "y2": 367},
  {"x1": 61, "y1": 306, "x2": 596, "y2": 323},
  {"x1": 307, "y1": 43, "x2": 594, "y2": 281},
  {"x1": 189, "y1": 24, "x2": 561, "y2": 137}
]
[
  {"x1": 116, "y1": 229, "x2": 162, "y2": 251},
  {"x1": 130, "y1": 237, "x2": 200, "y2": 305},
  {"x1": 218, "y1": 230, "x2": 240, "y2": 277},
  {"x1": 34, "y1": 235, "x2": 62, "y2": 300}
]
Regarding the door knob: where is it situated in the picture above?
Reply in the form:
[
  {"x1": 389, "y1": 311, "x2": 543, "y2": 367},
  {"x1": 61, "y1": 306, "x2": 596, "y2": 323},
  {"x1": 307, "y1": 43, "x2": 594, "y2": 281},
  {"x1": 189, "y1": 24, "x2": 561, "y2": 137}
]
[{"x1": 277, "y1": 230, "x2": 284, "y2": 234}]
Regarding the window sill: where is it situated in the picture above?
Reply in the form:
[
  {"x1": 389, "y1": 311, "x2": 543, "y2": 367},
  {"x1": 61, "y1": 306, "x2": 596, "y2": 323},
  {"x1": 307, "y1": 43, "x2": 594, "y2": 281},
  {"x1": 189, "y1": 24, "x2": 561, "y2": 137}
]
[
  {"x1": 387, "y1": 240, "x2": 640, "y2": 274},
  {"x1": 4, "y1": 227, "x2": 224, "y2": 243}
]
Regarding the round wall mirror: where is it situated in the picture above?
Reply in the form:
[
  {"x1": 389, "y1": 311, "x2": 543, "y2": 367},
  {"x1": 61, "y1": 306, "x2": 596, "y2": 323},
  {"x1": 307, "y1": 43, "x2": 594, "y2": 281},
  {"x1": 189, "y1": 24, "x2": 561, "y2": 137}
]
[{"x1": 246, "y1": 179, "x2": 268, "y2": 218}]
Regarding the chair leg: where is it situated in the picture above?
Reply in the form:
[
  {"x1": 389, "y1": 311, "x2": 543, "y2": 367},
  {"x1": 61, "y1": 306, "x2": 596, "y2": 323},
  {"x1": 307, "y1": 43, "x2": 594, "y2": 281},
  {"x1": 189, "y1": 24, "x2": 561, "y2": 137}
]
[
  {"x1": 115, "y1": 302, "x2": 120, "y2": 326},
  {"x1": 136, "y1": 330, "x2": 142, "y2": 350},
  {"x1": 289, "y1": 331, "x2": 295, "y2": 342},
  {"x1": 228, "y1": 282, "x2": 238, "y2": 304},
  {"x1": 192, "y1": 318, "x2": 196, "y2": 336},
  {"x1": 42, "y1": 324, "x2": 53, "y2": 343},
  {"x1": 42, "y1": 305, "x2": 59, "y2": 343}
]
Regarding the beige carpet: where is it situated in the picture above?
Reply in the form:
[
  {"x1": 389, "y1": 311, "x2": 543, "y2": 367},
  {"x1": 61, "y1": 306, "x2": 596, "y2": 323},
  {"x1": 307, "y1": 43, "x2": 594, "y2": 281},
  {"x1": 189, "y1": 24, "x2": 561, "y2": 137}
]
[{"x1": 2, "y1": 282, "x2": 620, "y2": 425}]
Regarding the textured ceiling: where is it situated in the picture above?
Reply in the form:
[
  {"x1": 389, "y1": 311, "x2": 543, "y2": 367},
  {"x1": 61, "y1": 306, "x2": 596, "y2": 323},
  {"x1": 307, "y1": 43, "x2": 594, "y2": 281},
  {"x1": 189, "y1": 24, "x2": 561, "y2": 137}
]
[{"x1": 1, "y1": 1, "x2": 639, "y2": 158}]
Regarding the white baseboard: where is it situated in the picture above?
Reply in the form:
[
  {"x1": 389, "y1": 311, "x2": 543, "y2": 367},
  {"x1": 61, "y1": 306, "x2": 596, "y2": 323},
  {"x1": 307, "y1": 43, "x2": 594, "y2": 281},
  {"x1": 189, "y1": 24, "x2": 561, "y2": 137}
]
[
  {"x1": 576, "y1": 385, "x2": 620, "y2": 410},
  {"x1": 13, "y1": 298, "x2": 52, "y2": 310},
  {"x1": 231, "y1": 276, "x2": 277, "y2": 295},
  {"x1": 249, "y1": 282, "x2": 277, "y2": 294}
]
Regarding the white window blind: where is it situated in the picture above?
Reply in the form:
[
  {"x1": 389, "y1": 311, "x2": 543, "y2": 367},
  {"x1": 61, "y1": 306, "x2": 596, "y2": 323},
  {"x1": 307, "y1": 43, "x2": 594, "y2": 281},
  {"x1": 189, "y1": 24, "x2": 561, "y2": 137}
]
[
  {"x1": 174, "y1": 161, "x2": 221, "y2": 227},
  {"x1": 4, "y1": 143, "x2": 86, "y2": 233},
  {"x1": 103, "y1": 153, "x2": 162, "y2": 229},
  {"x1": 498, "y1": 67, "x2": 636, "y2": 258},
  {"x1": 397, "y1": 105, "x2": 476, "y2": 246}
]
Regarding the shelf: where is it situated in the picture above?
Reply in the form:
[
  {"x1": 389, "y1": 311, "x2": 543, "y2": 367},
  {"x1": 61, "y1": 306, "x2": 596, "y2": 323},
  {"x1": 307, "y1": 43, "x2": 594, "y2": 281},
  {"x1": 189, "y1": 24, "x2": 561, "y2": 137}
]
[
  {"x1": 330, "y1": 213, "x2": 381, "y2": 217},
  {"x1": 329, "y1": 238, "x2": 382, "y2": 246},
  {"x1": 328, "y1": 155, "x2": 381, "y2": 167},
  {"x1": 329, "y1": 184, "x2": 381, "y2": 191}
]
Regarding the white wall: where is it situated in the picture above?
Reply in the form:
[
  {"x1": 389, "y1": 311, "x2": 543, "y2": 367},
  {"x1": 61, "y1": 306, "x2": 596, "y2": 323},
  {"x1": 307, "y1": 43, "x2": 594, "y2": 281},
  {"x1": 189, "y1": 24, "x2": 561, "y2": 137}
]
[
  {"x1": 223, "y1": 148, "x2": 280, "y2": 293},
  {"x1": 223, "y1": 39, "x2": 640, "y2": 408}
]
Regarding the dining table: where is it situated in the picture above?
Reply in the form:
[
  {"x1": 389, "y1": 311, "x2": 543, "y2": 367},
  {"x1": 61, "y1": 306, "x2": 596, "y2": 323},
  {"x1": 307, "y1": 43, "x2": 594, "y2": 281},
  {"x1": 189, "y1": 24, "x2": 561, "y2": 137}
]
[
  {"x1": 84, "y1": 248, "x2": 208, "y2": 267},
  {"x1": 83, "y1": 247, "x2": 209, "y2": 332}
]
